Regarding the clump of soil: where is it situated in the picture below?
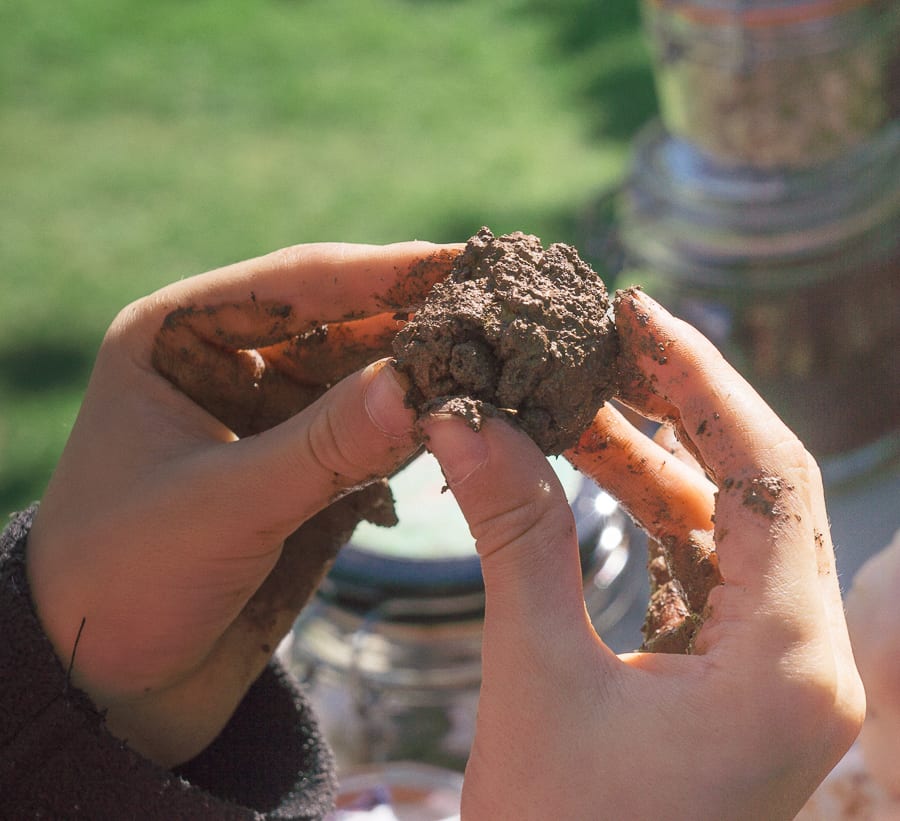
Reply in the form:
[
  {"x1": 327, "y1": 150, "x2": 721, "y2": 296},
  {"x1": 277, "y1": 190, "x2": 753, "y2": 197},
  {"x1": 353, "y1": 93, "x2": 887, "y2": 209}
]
[
  {"x1": 641, "y1": 533, "x2": 721, "y2": 654},
  {"x1": 392, "y1": 227, "x2": 619, "y2": 455}
]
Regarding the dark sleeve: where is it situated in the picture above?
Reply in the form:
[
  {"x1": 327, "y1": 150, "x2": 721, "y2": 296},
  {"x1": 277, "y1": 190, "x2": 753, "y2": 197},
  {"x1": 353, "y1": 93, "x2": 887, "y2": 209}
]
[{"x1": 0, "y1": 505, "x2": 337, "y2": 820}]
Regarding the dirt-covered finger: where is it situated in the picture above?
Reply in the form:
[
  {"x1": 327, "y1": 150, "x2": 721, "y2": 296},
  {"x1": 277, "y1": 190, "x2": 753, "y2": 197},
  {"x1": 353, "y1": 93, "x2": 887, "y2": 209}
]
[
  {"x1": 614, "y1": 290, "x2": 830, "y2": 645},
  {"x1": 150, "y1": 322, "x2": 322, "y2": 436},
  {"x1": 259, "y1": 312, "x2": 403, "y2": 387},
  {"x1": 143, "y1": 242, "x2": 462, "y2": 355},
  {"x1": 566, "y1": 403, "x2": 722, "y2": 652},
  {"x1": 614, "y1": 288, "x2": 803, "y2": 485},
  {"x1": 567, "y1": 403, "x2": 715, "y2": 544}
]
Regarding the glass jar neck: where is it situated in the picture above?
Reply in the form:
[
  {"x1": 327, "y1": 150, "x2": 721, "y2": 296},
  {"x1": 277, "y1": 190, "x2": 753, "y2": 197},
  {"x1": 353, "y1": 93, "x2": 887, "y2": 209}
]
[{"x1": 619, "y1": 120, "x2": 900, "y2": 286}]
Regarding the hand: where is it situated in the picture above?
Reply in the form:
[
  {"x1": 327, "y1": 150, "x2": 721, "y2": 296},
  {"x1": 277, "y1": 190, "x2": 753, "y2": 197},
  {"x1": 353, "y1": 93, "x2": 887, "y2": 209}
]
[
  {"x1": 424, "y1": 289, "x2": 864, "y2": 820},
  {"x1": 845, "y1": 529, "x2": 900, "y2": 796},
  {"x1": 26, "y1": 241, "x2": 461, "y2": 767}
]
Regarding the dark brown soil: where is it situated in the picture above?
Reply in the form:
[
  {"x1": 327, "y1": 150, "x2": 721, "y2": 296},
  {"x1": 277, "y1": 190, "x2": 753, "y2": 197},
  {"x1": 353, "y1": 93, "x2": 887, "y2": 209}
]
[
  {"x1": 641, "y1": 532, "x2": 721, "y2": 653},
  {"x1": 392, "y1": 227, "x2": 619, "y2": 455}
]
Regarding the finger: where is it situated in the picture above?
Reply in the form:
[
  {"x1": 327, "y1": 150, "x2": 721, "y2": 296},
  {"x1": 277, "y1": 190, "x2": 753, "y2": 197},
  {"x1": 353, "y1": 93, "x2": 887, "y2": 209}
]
[
  {"x1": 805, "y1": 453, "x2": 865, "y2": 713},
  {"x1": 144, "y1": 241, "x2": 460, "y2": 436},
  {"x1": 204, "y1": 358, "x2": 418, "y2": 542},
  {"x1": 422, "y1": 412, "x2": 610, "y2": 662},
  {"x1": 150, "y1": 321, "x2": 323, "y2": 437},
  {"x1": 616, "y1": 287, "x2": 804, "y2": 484},
  {"x1": 260, "y1": 312, "x2": 403, "y2": 387},
  {"x1": 141, "y1": 241, "x2": 463, "y2": 354},
  {"x1": 567, "y1": 403, "x2": 715, "y2": 543},
  {"x1": 151, "y1": 311, "x2": 405, "y2": 436},
  {"x1": 615, "y1": 289, "x2": 824, "y2": 635},
  {"x1": 566, "y1": 404, "x2": 720, "y2": 651},
  {"x1": 653, "y1": 422, "x2": 706, "y2": 476}
]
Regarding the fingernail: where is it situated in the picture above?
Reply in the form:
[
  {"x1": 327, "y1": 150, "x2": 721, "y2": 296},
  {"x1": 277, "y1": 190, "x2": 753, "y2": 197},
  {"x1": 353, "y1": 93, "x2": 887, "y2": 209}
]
[
  {"x1": 422, "y1": 413, "x2": 489, "y2": 487},
  {"x1": 364, "y1": 361, "x2": 415, "y2": 438}
]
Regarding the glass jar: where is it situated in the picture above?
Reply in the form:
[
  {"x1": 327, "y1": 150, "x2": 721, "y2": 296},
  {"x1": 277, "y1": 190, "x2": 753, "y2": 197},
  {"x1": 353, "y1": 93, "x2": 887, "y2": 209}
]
[
  {"x1": 287, "y1": 452, "x2": 642, "y2": 772},
  {"x1": 641, "y1": 0, "x2": 900, "y2": 169},
  {"x1": 616, "y1": 120, "x2": 900, "y2": 480}
]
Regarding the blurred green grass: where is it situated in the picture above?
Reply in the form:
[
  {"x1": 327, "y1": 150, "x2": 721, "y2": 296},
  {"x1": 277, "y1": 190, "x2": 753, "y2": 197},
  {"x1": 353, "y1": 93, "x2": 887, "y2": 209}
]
[{"x1": 0, "y1": 0, "x2": 656, "y2": 515}]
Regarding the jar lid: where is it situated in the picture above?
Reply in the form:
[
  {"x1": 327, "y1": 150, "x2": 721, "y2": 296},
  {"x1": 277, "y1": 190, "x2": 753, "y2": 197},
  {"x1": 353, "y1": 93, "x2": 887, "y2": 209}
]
[{"x1": 322, "y1": 548, "x2": 486, "y2": 618}]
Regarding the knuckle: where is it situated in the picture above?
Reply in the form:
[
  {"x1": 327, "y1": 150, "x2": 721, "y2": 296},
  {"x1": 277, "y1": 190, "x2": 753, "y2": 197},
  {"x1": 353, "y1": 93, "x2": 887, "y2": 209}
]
[
  {"x1": 796, "y1": 673, "x2": 864, "y2": 762},
  {"x1": 760, "y1": 654, "x2": 864, "y2": 762},
  {"x1": 105, "y1": 298, "x2": 151, "y2": 343},
  {"x1": 265, "y1": 243, "x2": 307, "y2": 271},
  {"x1": 834, "y1": 675, "x2": 867, "y2": 751},
  {"x1": 471, "y1": 490, "x2": 566, "y2": 559},
  {"x1": 303, "y1": 405, "x2": 366, "y2": 484},
  {"x1": 100, "y1": 297, "x2": 165, "y2": 364}
]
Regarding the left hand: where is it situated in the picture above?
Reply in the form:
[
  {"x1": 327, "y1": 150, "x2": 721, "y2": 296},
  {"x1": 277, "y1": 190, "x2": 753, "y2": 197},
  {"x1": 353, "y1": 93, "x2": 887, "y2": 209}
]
[{"x1": 26, "y1": 241, "x2": 461, "y2": 767}]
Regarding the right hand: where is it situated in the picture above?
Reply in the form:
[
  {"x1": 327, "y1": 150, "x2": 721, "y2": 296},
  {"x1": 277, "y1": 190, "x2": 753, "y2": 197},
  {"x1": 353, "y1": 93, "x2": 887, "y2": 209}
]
[{"x1": 424, "y1": 289, "x2": 865, "y2": 820}]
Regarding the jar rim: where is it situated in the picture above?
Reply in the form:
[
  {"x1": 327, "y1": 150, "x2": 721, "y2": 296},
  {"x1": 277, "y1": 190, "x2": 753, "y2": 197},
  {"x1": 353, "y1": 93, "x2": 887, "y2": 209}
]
[
  {"x1": 321, "y1": 546, "x2": 486, "y2": 618},
  {"x1": 621, "y1": 120, "x2": 900, "y2": 254}
]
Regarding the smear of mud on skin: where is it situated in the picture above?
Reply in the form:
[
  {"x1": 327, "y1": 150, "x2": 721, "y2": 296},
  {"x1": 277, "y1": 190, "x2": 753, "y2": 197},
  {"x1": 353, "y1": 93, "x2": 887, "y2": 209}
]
[
  {"x1": 266, "y1": 318, "x2": 398, "y2": 387},
  {"x1": 159, "y1": 299, "x2": 310, "y2": 350},
  {"x1": 741, "y1": 475, "x2": 790, "y2": 518},
  {"x1": 376, "y1": 248, "x2": 465, "y2": 312}
]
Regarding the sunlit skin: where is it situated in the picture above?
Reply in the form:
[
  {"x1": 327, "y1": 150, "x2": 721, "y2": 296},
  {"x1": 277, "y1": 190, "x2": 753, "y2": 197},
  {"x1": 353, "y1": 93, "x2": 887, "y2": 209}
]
[{"x1": 26, "y1": 243, "x2": 863, "y2": 818}]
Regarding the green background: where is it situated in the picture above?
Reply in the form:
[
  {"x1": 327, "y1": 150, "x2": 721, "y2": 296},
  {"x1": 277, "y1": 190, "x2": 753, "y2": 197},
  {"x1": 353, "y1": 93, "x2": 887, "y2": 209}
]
[{"x1": 0, "y1": 0, "x2": 657, "y2": 515}]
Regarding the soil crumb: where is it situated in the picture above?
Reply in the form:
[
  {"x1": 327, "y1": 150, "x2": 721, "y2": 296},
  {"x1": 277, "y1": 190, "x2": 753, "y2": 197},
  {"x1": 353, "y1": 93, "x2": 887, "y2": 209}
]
[{"x1": 392, "y1": 227, "x2": 619, "y2": 455}]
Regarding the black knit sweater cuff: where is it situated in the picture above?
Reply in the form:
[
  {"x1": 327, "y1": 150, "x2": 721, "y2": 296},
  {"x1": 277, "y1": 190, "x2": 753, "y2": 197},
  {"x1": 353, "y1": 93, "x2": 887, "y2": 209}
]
[{"x1": 1, "y1": 505, "x2": 336, "y2": 819}]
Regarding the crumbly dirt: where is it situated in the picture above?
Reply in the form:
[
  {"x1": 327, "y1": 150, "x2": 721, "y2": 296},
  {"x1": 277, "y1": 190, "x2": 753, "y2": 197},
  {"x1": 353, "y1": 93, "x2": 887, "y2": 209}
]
[
  {"x1": 392, "y1": 227, "x2": 619, "y2": 455},
  {"x1": 641, "y1": 532, "x2": 721, "y2": 653}
]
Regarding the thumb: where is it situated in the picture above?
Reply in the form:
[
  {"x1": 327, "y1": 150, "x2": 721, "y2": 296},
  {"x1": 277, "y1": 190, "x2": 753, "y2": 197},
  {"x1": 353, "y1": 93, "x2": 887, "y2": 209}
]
[
  {"x1": 197, "y1": 358, "x2": 419, "y2": 548},
  {"x1": 423, "y1": 413, "x2": 595, "y2": 644}
]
